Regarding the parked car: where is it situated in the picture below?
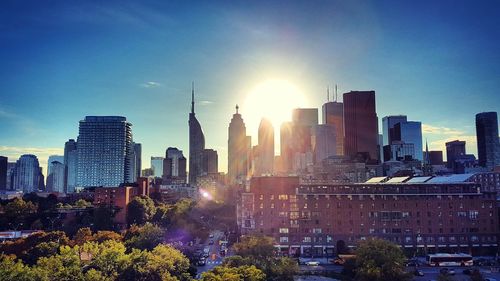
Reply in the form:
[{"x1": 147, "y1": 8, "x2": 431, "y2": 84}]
[
  {"x1": 198, "y1": 258, "x2": 206, "y2": 266},
  {"x1": 413, "y1": 269, "x2": 424, "y2": 276},
  {"x1": 439, "y1": 268, "x2": 455, "y2": 275},
  {"x1": 305, "y1": 261, "x2": 320, "y2": 266}
]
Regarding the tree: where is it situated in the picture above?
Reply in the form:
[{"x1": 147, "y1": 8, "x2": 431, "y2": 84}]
[
  {"x1": 92, "y1": 205, "x2": 116, "y2": 231},
  {"x1": 0, "y1": 255, "x2": 37, "y2": 281},
  {"x1": 354, "y1": 238, "x2": 411, "y2": 281},
  {"x1": 124, "y1": 223, "x2": 164, "y2": 251},
  {"x1": 232, "y1": 235, "x2": 275, "y2": 259},
  {"x1": 74, "y1": 227, "x2": 93, "y2": 246},
  {"x1": 200, "y1": 265, "x2": 265, "y2": 281},
  {"x1": 75, "y1": 199, "x2": 92, "y2": 208},
  {"x1": 268, "y1": 257, "x2": 299, "y2": 281},
  {"x1": 437, "y1": 273, "x2": 453, "y2": 281},
  {"x1": 92, "y1": 231, "x2": 122, "y2": 243},
  {"x1": 3, "y1": 198, "x2": 37, "y2": 229},
  {"x1": 127, "y1": 196, "x2": 156, "y2": 226}
]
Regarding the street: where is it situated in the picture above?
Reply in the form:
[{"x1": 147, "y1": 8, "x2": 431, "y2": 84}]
[{"x1": 196, "y1": 230, "x2": 227, "y2": 277}]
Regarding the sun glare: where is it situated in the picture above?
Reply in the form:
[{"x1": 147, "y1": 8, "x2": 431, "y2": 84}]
[{"x1": 242, "y1": 79, "x2": 307, "y2": 137}]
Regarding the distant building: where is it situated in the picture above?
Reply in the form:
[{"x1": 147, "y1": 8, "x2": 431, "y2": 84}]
[
  {"x1": 228, "y1": 105, "x2": 251, "y2": 183},
  {"x1": 322, "y1": 100, "x2": 344, "y2": 156},
  {"x1": 12, "y1": 154, "x2": 43, "y2": 193},
  {"x1": 47, "y1": 155, "x2": 64, "y2": 177},
  {"x1": 130, "y1": 142, "x2": 142, "y2": 182},
  {"x1": 188, "y1": 83, "x2": 206, "y2": 185},
  {"x1": 393, "y1": 121, "x2": 423, "y2": 161},
  {"x1": 202, "y1": 149, "x2": 218, "y2": 174},
  {"x1": 141, "y1": 168, "x2": 154, "y2": 177},
  {"x1": 151, "y1": 157, "x2": 164, "y2": 178},
  {"x1": 163, "y1": 147, "x2": 187, "y2": 184},
  {"x1": 383, "y1": 141, "x2": 415, "y2": 162},
  {"x1": 312, "y1": 124, "x2": 337, "y2": 163},
  {"x1": 46, "y1": 161, "x2": 65, "y2": 193},
  {"x1": 64, "y1": 139, "x2": 77, "y2": 193},
  {"x1": 255, "y1": 118, "x2": 274, "y2": 175},
  {"x1": 76, "y1": 116, "x2": 134, "y2": 188},
  {"x1": 446, "y1": 140, "x2": 466, "y2": 171},
  {"x1": 0, "y1": 156, "x2": 6, "y2": 190},
  {"x1": 343, "y1": 91, "x2": 379, "y2": 162},
  {"x1": 423, "y1": 151, "x2": 444, "y2": 165},
  {"x1": 476, "y1": 112, "x2": 500, "y2": 170},
  {"x1": 6, "y1": 162, "x2": 16, "y2": 190},
  {"x1": 280, "y1": 122, "x2": 294, "y2": 173},
  {"x1": 382, "y1": 115, "x2": 408, "y2": 147}
]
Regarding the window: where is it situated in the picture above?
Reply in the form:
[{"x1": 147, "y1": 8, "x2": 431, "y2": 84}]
[
  {"x1": 279, "y1": 228, "x2": 289, "y2": 234},
  {"x1": 279, "y1": 237, "x2": 288, "y2": 243},
  {"x1": 469, "y1": 210, "x2": 479, "y2": 220},
  {"x1": 278, "y1": 194, "x2": 288, "y2": 200},
  {"x1": 303, "y1": 237, "x2": 311, "y2": 243},
  {"x1": 313, "y1": 228, "x2": 322, "y2": 234}
]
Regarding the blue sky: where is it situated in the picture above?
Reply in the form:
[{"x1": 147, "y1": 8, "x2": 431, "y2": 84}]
[{"x1": 1, "y1": 0, "x2": 499, "y2": 173}]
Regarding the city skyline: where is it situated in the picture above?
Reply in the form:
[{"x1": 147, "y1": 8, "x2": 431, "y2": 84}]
[{"x1": 1, "y1": 1, "x2": 500, "y2": 173}]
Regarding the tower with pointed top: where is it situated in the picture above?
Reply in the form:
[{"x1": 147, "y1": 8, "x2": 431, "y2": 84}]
[
  {"x1": 188, "y1": 82, "x2": 206, "y2": 185},
  {"x1": 228, "y1": 105, "x2": 251, "y2": 183},
  {"x1": 322, "y1": 87, "x2": 344, "y2": 156}
]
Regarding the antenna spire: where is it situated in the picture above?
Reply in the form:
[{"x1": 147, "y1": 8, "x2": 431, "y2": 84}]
[
  {"x1": 191, "y1": 81, "x2": 195, "y2": 114},
  {"x1": 236, "y1": 104, "x2": 239, "y2": 114},
  {"x1": 335, "y1": 84, "x2": 338, "y2": 102},
  {"x1": 327, "y1": 86, "x2": 330, "y2": 102}
]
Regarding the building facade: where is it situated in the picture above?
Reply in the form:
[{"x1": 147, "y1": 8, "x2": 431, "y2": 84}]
[
  {"x1": 255, "y1": 118, "x2": 274, "y2": 175},
  {"x1": 322, "y1": 101, "x2": 344, "y2": 156},
  {"x1": 382, "y1": 115, "x2": 408, "y2": 147},
  {"x1": 238, "y1": 176, "x2": 498, "y2": 257},
  {"x1": 64, "y1": 139, "x2": 78, "y2": 193},
  {"x1": 188, "y1": 83, "x2": 206, "y2": 185},
  {"x1": 228, "y1": 105, "x2": 251, "y2": 183},
  {"x1": 76, "y1": 116, "x2": 134, "y2": 187},
  {"x1": 0, "y1": 156, "x2": 7, "y2": 190},
  {"x1": 476, "y1": 112, "x2": 500, "y2": 170},
  {"x1": 151, "y1": 157, "x2": 164, "y2": 178},
  {"x1": 446, "y1": 140, "x2": 466, "y2": 170},
  {"x1": 46, "y1": 161, "x2": 65, "y2": 193},
  {"x1": 12, "y1": 154, "x2": 43, "y2": 193},
  {"x1": 163, "y1": 147, "x2": 187, "y2": 184},
  {"x1": 312, "y1": 124, "x2": 337, "y2": 163},
  {"x1": 343, "y1": 91, "x2": 379, "y2": 162}
]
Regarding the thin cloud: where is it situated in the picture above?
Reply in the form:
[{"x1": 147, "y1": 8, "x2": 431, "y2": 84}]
[
  {"x1": 0, "y1": 146, "x2": 64, "y2": 174},
  {"x1": 140, "y1": 81, "x2": 162, "y2": 88},
  {"x1": 422, "y1": 124, "x2": 464, "y2": 135},
  {"x1": 200, "y1": 100, "x2": 214, "y2": 105}
]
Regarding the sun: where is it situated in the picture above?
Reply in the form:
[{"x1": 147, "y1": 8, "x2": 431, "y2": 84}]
[{"x1": 242, "y1": 79, "x2": 308, "y2": 137}]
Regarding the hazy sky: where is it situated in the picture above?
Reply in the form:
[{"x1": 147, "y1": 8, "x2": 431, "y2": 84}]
[{"x1": 1, "y1": 0, "x2": 499, "y2": 174}]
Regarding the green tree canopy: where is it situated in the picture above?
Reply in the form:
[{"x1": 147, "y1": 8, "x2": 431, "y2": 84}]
[
  {"x1": 200, "y1": 265, "x2": 265, "y2": 281},
  {"x1": 354, "y1": 238, "x2": 411, "y2": 281},
  {"x1": 126, "y1": 196, "x2": 156, "y2": 226},
  {"x1": 124, "y1": 223, "x2": 164, "y2": 251},
  {"x1": 232, "y1": 235, "x2": 276, "y2": 260}
]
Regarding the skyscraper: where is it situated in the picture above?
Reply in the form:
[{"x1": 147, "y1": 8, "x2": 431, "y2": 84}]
[
  {"x1": 64, "y1": 139, "x2": 77, "y2": 193},
  {"x1": 476, "y1": 112, "x2": 500, "y2": 169},
  {"x1": 228, "y1": 105, "x2": 251, "y2": 183},
  {"x1": 46, "y1": 160, "x2": 65, "y2": 193},
  {"x1": 0, "y1": 156, "x2": 7, "y2": 190},
  {"x1": 76, "y1": 116, "x2": 134, "y2": 187},
  {"x1": 343, "y1": 91, "x2": 379, "y2": 162},
  {"x1": 312, "y1": 124, "x2": 337, "y2": 162},
  {"x1": 12, "y1": 154, "x2": 42, "y2": 193},
  {"x1": 47, "y1": 155, "x2": 64, "y2": 177},
  {"x1": 279, "y1": 122, "x2": 294, "y2": 173},
  {"x1": 130, "y1": 142, "x2": 142, "y2": 182},
  {"x1": 6, "y1": 162, "x2": 16, "y2": 190},
  {"x1": 188, "y1": 83, "x2": 205, "y2": 185},
  {"x1": 202, "y1": 149, "x2": 218, "y2": 174},
  {"x1": 163, "y1": 147, "x2": 187, "y2": 184},
  {"x1": 151, "y1": 157, "x2": 164, "y2": 178},
  {"x1": 322, "y1": 99, "x2": 344, "y2": 156},
  {"x1": 382, "y1": 115, "x2": 408, "y2": 146},
  {"x1": 393, "y1": 121, "x2": 423, "y2": 161},
  {"x1": 255, "y1": 118, "x2": 274, "y2": 175},
  {"x1": 445, "y1": 140, "x2": 466, "y2": 169}
]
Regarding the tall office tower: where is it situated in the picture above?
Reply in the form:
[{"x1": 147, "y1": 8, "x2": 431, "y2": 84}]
[
  {"x1": 163, "y1": 147, "x2": 187, "y2": 184},
  {"x1": 6, "y1": 163, "x2": 16, "y2": 190},
  {"x1": 476, "y1": 112, "x2": 500, "y2": 169},
  {"x1": 292, "y1": 108, "x2": 318, "y2": 126},
  {"x1": 64, "y1": 139, "x2": 77, "y2": 193},
  {"x1": 46, "y1": 161, "x2": 65, "y2": 193},
  {"x1": 279, "y1": 122, "x2": 294, "y2": 173},
  {"x1": 312, "y1": 124, "x2": 337, "y2": 163},
  {"x1": 47, "y1": 155, "x2": 64, "y2": 177},
  {"x1": 322, "y1": 100, "x2": 344, "y2": 156},
  {"x1": 151, "y1": 157, "x2": 165, "y2": 178},
  {"x1": 0, "y1": 156, "x2": 7, "y2": 190},
  {"x1": 130, "y1": 142, "x2": 142, "y2": 182},
  {"x1": 228, "y1": 105, "x2": 251, "y2": 183},
  {"x1": 202, "y1": 149, "x2": 218, "y2": 174},
  {"x1": 393, "y1": 121, "x2": 423, "y2": 161},
  {"x1": 343, "y1": 91, "x2": 379, "y2": 162},
  {"x1": 291, "y1": 108, "x2": 318, "y2": 169},
  {"x1": 189, "y1": 83, "x2": 206, "y2": 185},
  {"x1": 423, "y1": 151, "x2": 444, "y2": 165},
  {"x1": 12, "y1": 154, "x2": 42, "y2": 193},
  {"x1": 255, "y1": 118, "x2": 274, "y2": 175},
  {"x1": 383, "y1": 141, "x2": 415, "y2": 161},
  {"x1": 76, "y1": 116, "x2": 134, "y2": 188},
  {"x1": 445, "y1": 140, "x2": 466, "y2": 169},
  {"x1": 382, "y1": 115, "x2": 408, "y2": 146}
]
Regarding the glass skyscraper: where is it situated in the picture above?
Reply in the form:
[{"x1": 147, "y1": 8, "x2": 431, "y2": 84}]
[
  {"x1": 476, "y1": 112, "x2": 500, "y2": 169},
  {"x1": 76, "y1": 116, "x2": 133, "y2": 187}
]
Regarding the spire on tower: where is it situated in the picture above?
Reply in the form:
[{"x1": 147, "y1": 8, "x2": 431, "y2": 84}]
[
  {"x1": 191, "y1": 81, "x2": 195, "y2": 114},
  {"x1": 236, "y1": 104, "x2": 239, "y2": 114},
  {"x1": 327, "y1": 86, "x2": 330, "y2": 102},
  {"x1": 335, "y1": 84, "x2": 338, "y2": 102}
]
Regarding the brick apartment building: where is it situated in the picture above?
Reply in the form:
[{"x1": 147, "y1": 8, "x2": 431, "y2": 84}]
[
  {"x1": 238, "y1": 176, "x2": 499, "y2": 257},
  {"x1": 93, "y1": 177, "x2": 150, "y2": 227}
]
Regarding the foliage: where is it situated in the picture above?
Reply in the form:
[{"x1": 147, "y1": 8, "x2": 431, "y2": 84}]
[
  {"x1": 75, "y1": 199, "x2": 93, "y2": 208},
  {"x1": 124, "y1": 223, "x2": 164, "y2": 251},
  {"x1": 470, "y1": 269, "x2": 485, "y2": 281},
  {"x1": 92, "y1": 205, "x2": 117, "y2": 231},
  {"x1": 437, "y1": 273, "x2": 453, "y2": 281},
  {"x1": 233, "y1": 235, "x2": 276, "y2": 259},
  {"x1": 127, "y1": 196, "x2": 156, "y2": 226},
  {"x1": 0, "y1": 240, "x2": 192, "y2": 281},
  {"x1": 200, "y1": 265, "x2": 265, "y2": 281},
  {"x1": 354, "y1": 238, "x2": 411, "y2": 281},
  {"x1": 3, "y1": 198, "x2": 37, "y2": 229}
]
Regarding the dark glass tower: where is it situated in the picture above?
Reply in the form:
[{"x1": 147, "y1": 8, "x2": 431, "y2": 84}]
[
  {"x1": 476, "y1": 112, "x2": 500, "y2": 169},
  {"x1": 188, "y1": 83, "x2": 205, "y2": 185}
]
